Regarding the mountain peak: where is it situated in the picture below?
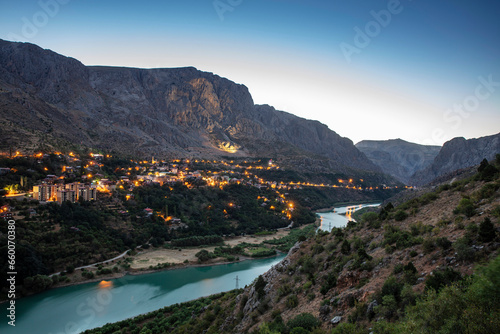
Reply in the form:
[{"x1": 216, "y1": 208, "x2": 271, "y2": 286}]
[{"x1": 0, "y1": 39, "x2": 380, "y2": 174}]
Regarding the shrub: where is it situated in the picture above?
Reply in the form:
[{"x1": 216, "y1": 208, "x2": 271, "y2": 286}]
[
  {"x1": 393, "y1": 263, "x2": 404, "y2": 275},
  {"x1": 290, "y1": 328, "x2": 309, "y2": 334},
  {"x1": 476, "y1": 183, "x2": 499, "y2": 200},
  {"x1": 286, "y1": 295, "x2": 299, "y2": 309},
  {"x1": 455, "y1": 198, "x2": 476, "y2": 218},
  {"x1": 478, "y1": 217, "x2": 496, "y2": 242},
  {"x1": 361, "y1": 212, "x2": 380, "y2": 228},
  {"x1": 477, "y1": 158, "x2": 499, "y2": 181},
  {"x1": 420, "y1": 192, "x2": 438, "y2": 205},
  {"x1": 320, "y1": 272, "x2": 337, "y2": 295},
  {"x1": 436, "y1": 237, "x2": 452, "y2": 250},
  {"x1": 425, "y1": 267, "x2": 462, "y2": 292},
  {"x1": 381, "y1": 276, "x2": 403, "y2": 302},
  {"x1": 287, "y1": 313, "x2": 320, "y2": 332},
  {"x1": 277, "y1": 284, "x2": 292, "y2": 298},
  {"x1": 403, "y1": 262, "x2": 418, "y2": 284},
  {"x1": 341, "y1": 240, "x2": 351, "y2": 255},
  {"x1": 330, "y1": 323, "x2": 358, "y2": 334},
  {"x1": 454, "y1": 238, "x2": 475, "y2": 262},
  {"x1": 422, "y1": 238, "x2": 436, "y2": 254},
  {"x1": 195, "y1": 249, "x2": 215, "y2": 262},
  {"x1": 312, "y1": 244, "x2": 324, "y2": 255},
  {"x1": 300, "y1": 255, "x2": 316, "y2": 275},
  {"x1": 493, "y1": 205, "x2": 500, "y2": 218},
  {"x1": 255, "y1": 275, "x2": 267, "y2": 300},
  {"x1": 394, "y1": 210, "x2": 408, "y2": 221}
]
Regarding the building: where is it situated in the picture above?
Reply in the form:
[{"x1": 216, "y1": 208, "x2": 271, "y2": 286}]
[
  {"x1": 56, "y1": 189, "x2": 76, "y2": 204},
  {"x1": 78, "y1": 186, "x2": 97, "y2": 201},
  {"x1": 33, "y1": 184, "x2": 61, "y2": 201},
  {"x1": 33, "y1": 183, "x2": 96, "y2": 204}
]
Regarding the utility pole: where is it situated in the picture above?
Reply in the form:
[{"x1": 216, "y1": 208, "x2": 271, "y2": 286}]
[{"x1": 235, "y1": 275, "x2": 240, "y2": 289}]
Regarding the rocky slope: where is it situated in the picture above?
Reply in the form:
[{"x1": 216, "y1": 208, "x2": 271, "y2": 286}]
[
  {"x1": 410, "y1": 133, "x2": 500, "y2": 186},
  {"x1": 356, "y1": 139, "x2": 441, "y2": 184},
  {"x1": 225, "y1": 173, "x2": 500, "y2": 333},
  {"x1": 0, "y1": 39, "x2": 379, "y2": 174},
  {"x1": 85, "y1": 163, "x2": 500, "y2": 334}
]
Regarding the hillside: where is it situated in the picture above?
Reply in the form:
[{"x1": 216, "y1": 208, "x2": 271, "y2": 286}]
[
  {"x1": 85, "y1": 158, "x2": 500, "y2": 333},
  {"x1": 356, "y1": 139, "x2": 440, "y2": 184},
  {"x1": 410, "y1": 133, "x2": 500, "y2": 186},
  {"x1": 0, "y1": 39, "x2": 379, "y2": 175}
]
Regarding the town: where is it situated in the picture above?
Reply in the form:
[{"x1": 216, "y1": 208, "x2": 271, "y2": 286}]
[{"x1": 1, "y1": 150, "x2": 405, "y2": 207}]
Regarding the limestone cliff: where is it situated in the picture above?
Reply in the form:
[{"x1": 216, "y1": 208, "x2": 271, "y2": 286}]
[{"x1": 0, "y1": 39, "x2": 379, "y2": 174}]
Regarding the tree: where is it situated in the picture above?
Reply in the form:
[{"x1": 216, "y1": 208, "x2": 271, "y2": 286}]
[
  {"x1": 195, "y1": 249, "x2": 214, "y2": 262},
  {"x1": 3, "y1": 184, "x2": 19, "y2": 195},
  {"x1": 255, "y1": 275, "x2": 267, "y2": 299},
  {"x1": 287, "y1": 313, "x2": 320, "y2": 332},
  {"x1": 341, "y1": 240, "x2": 351, "y2": 255},
  {"x1": 478, "y1": 217, "x2": 496, "y2": 242}
]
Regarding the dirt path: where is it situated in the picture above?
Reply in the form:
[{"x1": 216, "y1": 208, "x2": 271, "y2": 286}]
[{"x1": 50, "y1": 250, "x2": 130, "y2": 276}]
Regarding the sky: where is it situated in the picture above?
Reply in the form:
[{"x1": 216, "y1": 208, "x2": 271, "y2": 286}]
[{"x1": 0, "y1": 0, "x2": 499, "y2": 146}]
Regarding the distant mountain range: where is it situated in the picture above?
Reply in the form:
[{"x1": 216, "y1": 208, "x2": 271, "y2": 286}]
[
  {"x1": 410, "y1": 133, "x2": 500, "y2": 186},
  {"x1": 356, "y1": 139, "x2": 441, "y2": 184},
  {"x1": 0, "y1": 39, "x2": 378, "y2": 175},
  {"x1": 1, "y1": 39, "x2": 498, "y2": 185},
  {"x1": 357, "y1": 135, "x2": 500, "y2": 186}
]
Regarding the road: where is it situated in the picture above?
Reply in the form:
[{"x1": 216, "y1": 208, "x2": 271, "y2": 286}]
[{"x1": 49, "y1": 249, "x2": 130, "y2": 277}]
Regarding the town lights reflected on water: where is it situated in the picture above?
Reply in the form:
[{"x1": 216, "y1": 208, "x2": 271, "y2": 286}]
[{"x1": 98, "y1": 280, "x2": 113, "y2": 289}]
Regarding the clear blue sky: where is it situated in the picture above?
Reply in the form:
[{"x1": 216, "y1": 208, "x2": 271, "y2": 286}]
[{"x1": 1, "y1": 0, "x2": 499, "y2": 145}]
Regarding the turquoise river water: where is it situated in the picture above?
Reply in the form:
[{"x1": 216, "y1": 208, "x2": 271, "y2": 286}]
[{"x1": 1, "y1": 255, "x2": 285, "y2": 334}]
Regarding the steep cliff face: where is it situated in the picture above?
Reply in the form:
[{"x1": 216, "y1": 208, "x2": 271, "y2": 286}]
[
  {"x1": 356, "y1": 139, "x2": 441, "y2": 184},
  {"x1": 0, "y1": 39, "x2": 380, "y2": 173},
  {"x1": 410, "y1": 133, "x2": 500, "y2": 186}
]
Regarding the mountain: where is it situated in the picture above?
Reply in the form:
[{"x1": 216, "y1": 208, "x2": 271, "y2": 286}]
[
  {"x1": 0, "y1": 39, "x2": 379, "y2": 174},
  {"x1": 410, "y1": 133, "x2": 500, "y2": 186},
  {"x1": 356, "y1": 139, "x2": 441, "y2": 184}
]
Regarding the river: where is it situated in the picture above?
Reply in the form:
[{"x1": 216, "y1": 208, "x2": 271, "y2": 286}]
[
  {"x1": 317, "y1": 203, "x2": 380, "y2": 231},
  {"x1": 1, "y1": 255, "x2": 285, "y2": 334}
]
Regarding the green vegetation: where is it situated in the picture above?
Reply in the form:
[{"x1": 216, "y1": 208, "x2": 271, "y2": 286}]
[
  {"x1": 82, "y1": 291, "x2": 241, "y2": 334},
  {"x1": 264, "y1": 225, "x2": 317, "y2": 252},
  {"x1": 171, "y1": 235, "x2": 223, "y2": 247},
  {"x1": 374, "y1": 254, "x2": 500, "y2": 333}
]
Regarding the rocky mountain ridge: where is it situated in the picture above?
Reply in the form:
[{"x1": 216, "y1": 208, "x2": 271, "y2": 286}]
[
  {"x1": 0, "y1": 39, "x2": 378, "y2": 174},
  {"x1": 356, "y1": 139, "x2": 441, "y2": 184},
  {"x1": 410, "y1": 133, "x2": 500, "y2": 186}
]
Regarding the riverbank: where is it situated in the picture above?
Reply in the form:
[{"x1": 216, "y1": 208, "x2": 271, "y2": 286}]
[
  {"x1": 0, "y1": 255, "x2": 287, "y2": 334},
  {"x1": 130, "y1": 230, "x2": 290, "y2": 270},
  {"x1": 314, "y1": 200, "x2": 381, "y2": 213},
  {"x1": 1, "y1": 228, "x2": 297, "y2": 303}
]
